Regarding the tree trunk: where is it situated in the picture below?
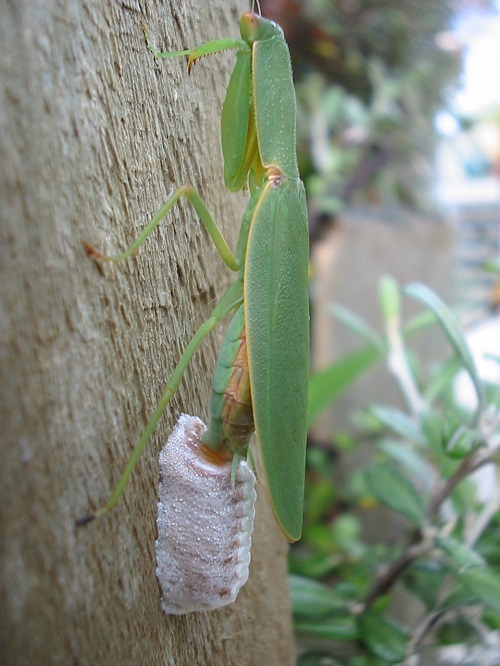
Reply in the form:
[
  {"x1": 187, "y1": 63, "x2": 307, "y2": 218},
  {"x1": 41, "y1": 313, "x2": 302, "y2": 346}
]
[{"x1": 1, "y1": 1, "x2": 295, "y2": 664}]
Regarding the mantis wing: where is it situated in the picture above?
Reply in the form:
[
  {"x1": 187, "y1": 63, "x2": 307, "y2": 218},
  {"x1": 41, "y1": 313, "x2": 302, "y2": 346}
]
[{"x1": 245, "y1": 177, "x2": 309, "y2": 542}]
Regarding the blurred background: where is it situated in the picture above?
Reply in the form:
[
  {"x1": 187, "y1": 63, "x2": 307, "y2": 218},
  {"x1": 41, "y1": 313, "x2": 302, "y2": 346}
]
[{"x1": 257, "y1": 0, "x2": 500, "y2": 663}]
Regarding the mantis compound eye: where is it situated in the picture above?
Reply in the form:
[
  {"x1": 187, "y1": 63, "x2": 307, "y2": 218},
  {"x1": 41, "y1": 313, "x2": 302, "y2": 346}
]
[{"x1": 155, "y1": 414, "x2": 257, "y2": 614}]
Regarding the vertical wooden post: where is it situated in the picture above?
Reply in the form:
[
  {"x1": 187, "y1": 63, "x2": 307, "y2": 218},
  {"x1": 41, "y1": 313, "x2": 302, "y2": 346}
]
[{"x1": 0, "y1": 2, "x2": 295, "y2": 663}]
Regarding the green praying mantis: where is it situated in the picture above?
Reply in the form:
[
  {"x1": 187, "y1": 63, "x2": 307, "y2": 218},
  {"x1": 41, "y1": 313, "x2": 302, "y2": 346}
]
[{"x1": 79, "y1": 6, "x2": 309, "y2": 543}]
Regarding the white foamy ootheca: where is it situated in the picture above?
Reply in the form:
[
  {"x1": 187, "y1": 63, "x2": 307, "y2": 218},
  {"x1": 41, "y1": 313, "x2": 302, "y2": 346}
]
[{"x1": 155, "y1": 414, "x2": 256, "y2": 614}]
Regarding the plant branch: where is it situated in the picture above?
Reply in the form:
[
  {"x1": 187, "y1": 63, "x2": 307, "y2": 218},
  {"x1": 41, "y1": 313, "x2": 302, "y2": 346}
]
[
  {"x1": 361, "y1": 448, "x2": 496, "y2": 612},
  {"x1": 361, "y1": 533, "x2": 428, "y2": 610}
]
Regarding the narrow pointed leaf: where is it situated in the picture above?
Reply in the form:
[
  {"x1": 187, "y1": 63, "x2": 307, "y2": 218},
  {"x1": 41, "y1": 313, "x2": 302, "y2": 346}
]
[
  {"x1": 404, "y1": 283, "x2": 484, "y2": 414},
  {"x1": 308, "y1": 346, "x2": 381, "y2": 426},
  {"x1": 370, "y1": 406, "x2": 425, "y2": 444},
  {"x1": 295, "y1": 617, "x2": 358, "y2": 641},
  {"x1": 330, "y1": 304, "x2": 384, "y2": 351},
  {"x1": 365, "y1": 463, "x2": 426, "y2": 526},
  {"x1": 290, "y1": 575, "x2": 348, "y2": 618},
  {"x1": 435, "y1": 536, "x2": 485, "y2": 569},
  {"x1": 357, "y1": 612, "x2": 408, "y2": 663},
  {"x1": 452, "y1": 566, "x2": 500, "y2": 613}
]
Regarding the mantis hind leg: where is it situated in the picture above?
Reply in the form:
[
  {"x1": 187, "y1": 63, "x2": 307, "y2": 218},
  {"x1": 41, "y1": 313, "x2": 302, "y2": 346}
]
[
  {"x1": 76, "y1": 279, "x2": 244, "y2": 526},
  {"x1": 85, "y1": 185, "x2": 240, "y2": 272}
]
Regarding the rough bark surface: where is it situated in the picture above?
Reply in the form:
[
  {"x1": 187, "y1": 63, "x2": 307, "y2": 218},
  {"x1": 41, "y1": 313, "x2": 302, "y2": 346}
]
[{"x1": 1, "y1": 1, "x2": 295, "y2": 664}]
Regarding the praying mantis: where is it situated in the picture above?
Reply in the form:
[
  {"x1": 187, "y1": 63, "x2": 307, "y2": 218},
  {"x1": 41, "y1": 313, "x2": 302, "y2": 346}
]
[{"x1": 79, "y1": 6, "x2": 309, "y2": 546}]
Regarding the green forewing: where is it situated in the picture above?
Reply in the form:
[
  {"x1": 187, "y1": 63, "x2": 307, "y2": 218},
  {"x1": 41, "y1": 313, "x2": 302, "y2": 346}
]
[
  {"x1": 221, "y1": 49, "x2": 252, "y2": 191},
  {"x1": 252, "y1": 37, "x2": 299, "y2": 179},
  {"x1": 244, "y1": 178, "x2": 309, "y2": 541}
]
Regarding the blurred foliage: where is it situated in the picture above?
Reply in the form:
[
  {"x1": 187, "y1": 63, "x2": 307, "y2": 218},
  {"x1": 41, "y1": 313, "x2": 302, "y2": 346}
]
[
  {"x1": 291, "y1": 278, "x2": 500, "y2": 664},
  {"x1": 261, "y1": 0, "x2": 462, "y2": 227}
]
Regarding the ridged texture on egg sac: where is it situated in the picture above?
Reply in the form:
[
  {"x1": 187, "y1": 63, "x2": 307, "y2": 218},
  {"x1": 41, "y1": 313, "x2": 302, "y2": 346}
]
[{"x1": 156, "y1": 414, "x2": 256, "y2": 614}]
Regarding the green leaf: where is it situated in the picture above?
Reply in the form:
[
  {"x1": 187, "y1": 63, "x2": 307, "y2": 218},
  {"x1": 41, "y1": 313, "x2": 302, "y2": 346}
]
[
  {"x1": 484, "y1": 259, "x2": 500, "y2": 275},
  {"x1": 330, "y1": 304, "x2": 385, "y2": 351},
  {"x1": 290, "y1": 575, "x2": 349, "y2": 618},
  {"x1": 404, "y1": 283, "x2": 484, "y2": 416},
  {"x1": 483, "y1": 609, "x2": 500, "y2": 630},
  {"x1": 438, "y1": 583, "x2": 479, "y2": 611},
  {"x1": 289, "y1": 551, "x2": 339, "y2": 580},
  {"x1": 475, "y1": 534, "x2": 500, "y2": 567},
  {"x1": 404, "y1": 561, "x2": 444, "y2": 609},
  {"x1": 378, "y1": 439, "x2": 431, "y2": 486},
  {"x1": 307, "y1": 296, "x2": 443, "y2": 428},
  {"x1": 332, "y1": 515, "x2": 363, "y2": 554},
  {"x1": 370, "y1": 406, "x2": 425, "y2": 444},
  {"x1": 350, "y1": 657, "x2": 386, "y2": 666},
  {"x1": 304, "y1": 477, "x2": 336, "y2": 525},
  {"x1": 378, "y1": 275, "x2": 401, "y2": 321},
  {"x1": 297, "y1": 652, "x2": 344, "y2": 666},
  {"x1": 357, "y1": 612, "x2": 408, "y2": 663},
  {"x1": 423, "y1": 355, "x2": 462, "y2": 403},
  {"x1": 419, "y1": 410, "x2": 443, "y2": 450},
  {"x1": 420, "y1": 410, "x2": 459, "y2": 478},
  {"x1": 295, "y1": 617, "x2": 358, "y2": 641},
  {"x1": 442, "y1": 424, "x2": 483, "y2": 459},
  {"x1": 402, "y1": 309, "x2": 436, "y2": 337},
  {"x1": 452, "y1": 566, "x2": 500, "y2": 613},
  {"x1": 364, "y1": 463, "x2": 426, "y2": 526},
  {"x1": 308, "y1": 346, "x2": 381, "y2": 426},
  {"x1": 435, "y1": 536, "x2": 485, "y2": 569}
]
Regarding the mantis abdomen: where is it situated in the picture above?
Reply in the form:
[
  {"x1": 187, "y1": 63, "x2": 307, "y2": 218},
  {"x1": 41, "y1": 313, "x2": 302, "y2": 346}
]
[{"x1": 202, "y1": 305, "x2": 255, "y2": 456}]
